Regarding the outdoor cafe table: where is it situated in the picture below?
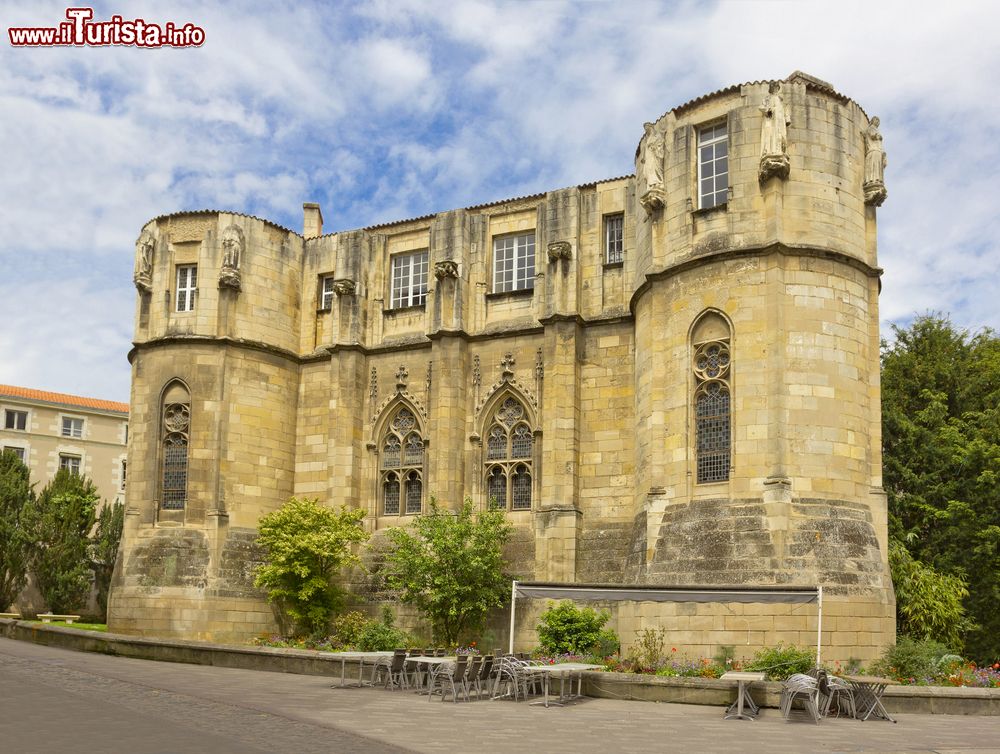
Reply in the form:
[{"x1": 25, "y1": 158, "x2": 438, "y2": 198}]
[
  {"x1": 720, "y1": 671, "x2": 766, "y2": 720},
  {"x1": 406, "y1": 656, "x2": 457, "y2": 693},
  {"x1": 329, "y1": 651, "x2": 394, "y2": 688},
  {"x1": 844, "y1": 675, "x2": 898, "y2": 723},
  {"x1": 522, "y1": 663, "x2": 604, "y2": 708}
]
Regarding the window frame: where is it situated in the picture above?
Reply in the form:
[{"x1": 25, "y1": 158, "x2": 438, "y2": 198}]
[
  {"x1": 483, "y1": 395, "x2": 534, "y2": 511},
  {"x1": 492, "y1": 232, "x2": 536, "y2": 294},
  {"x1": 3, "y1": 409, "x2": 28, "y2": 431},
  {"x1": 389, "y1": 250, "x2": 429, "y2": 309},
  {"x1": 697, "y1": 122, "x2": 729, "y2": 210},
  {"x1": 2, "y1": 445, "x2": 26, "y2": 462},
  {"x1": 176, "y1": 264, "x2": 198, "y2": 312},
  {"x1": 59, "y1": 453, "x2": 81, "y2": 475},
  {"x1": 61, "y1": 416, "x2": 84, "y2": 439},
  {"x1": 604, "y1": 213, "x2": 624, "y2": 265},
  {"x1": 319, "y1": 275, "x2": 335, "y2": 311},
  {"x1": 379, "y1": 405, "x2": 424, "y2": 516}
]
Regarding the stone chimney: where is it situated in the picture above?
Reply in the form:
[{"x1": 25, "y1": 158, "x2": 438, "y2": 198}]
[{"x1": 303, "y1": 202, "x2": 323, "y2": 238}]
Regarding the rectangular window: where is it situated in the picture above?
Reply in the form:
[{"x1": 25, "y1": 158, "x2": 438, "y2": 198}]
[
  {"x1": 176, "y1": 265, "x2": 197, "y2": 312},
  {"x1": 4, "y1": 409, "x2": 27, "y2": 431},
  {"x1": 62, "y1": 417, "x2": 83, "y2": 438},
  {"x1": 493, "y1": 232, "x2": 535, "y2": 293},
  {"x1": 320, "y1": 275, "x2": 335, "y2": 310},
  {"x1": 121, "y1": 460, "x2": 127, "y2": 490},
  {"x1": 3, "y1": 446, "x2": 26, "y2": 462},
  {"x1": 604, "y1": 214, "x2": 624, "y2": 264},
  {"x1": 59, "y1": 454, "x2": 81, "y2": 475},
  {"x1": 390, "y1": 251, "x2": 429, "y2": 308},
  {"x1": 698, "y1": 122, "x2": 729, "y2": 209}
]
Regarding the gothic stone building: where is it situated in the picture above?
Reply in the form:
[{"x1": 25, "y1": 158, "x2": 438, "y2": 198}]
[{"x1": 109, "y1": 72, "x2": 895, "y2": 662}]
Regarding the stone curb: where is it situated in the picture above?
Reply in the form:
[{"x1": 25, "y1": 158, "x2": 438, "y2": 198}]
[{"x1": 3, "y1": 619, "x2": 997, "y2": 715}]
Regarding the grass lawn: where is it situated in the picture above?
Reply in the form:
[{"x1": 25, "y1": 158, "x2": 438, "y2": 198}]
[{"x1": 31, "y1": 620, "x2": 108, "y2": 632}]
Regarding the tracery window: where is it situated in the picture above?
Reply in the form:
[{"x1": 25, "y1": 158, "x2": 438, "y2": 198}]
[
  {"x1": 380, "y1": 406, "x2": 423, "y2": 515},
  {"x1": 161, "y1": 384, "x2": 190, "y2": 509},
  {"x1": 693, "y1": 334, "x2": 731, "y2": 483},
  {"x1": 483, "y1": 395, "x2": 533, "y2": 510}
]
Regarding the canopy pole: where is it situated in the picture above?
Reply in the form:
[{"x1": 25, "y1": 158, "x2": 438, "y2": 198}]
[
  {"x1": 816, "y1": 584, "x2": 823, "y2": 668},
  {"x1": 509, "y1": 580, "x2": 517, "y2": 655}
]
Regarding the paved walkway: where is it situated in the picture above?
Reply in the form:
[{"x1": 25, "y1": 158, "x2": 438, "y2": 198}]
[{"x1": 1, "y1": 638, "x2": 997, "y2": 754}]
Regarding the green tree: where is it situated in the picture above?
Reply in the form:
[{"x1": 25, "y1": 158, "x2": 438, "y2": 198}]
[
  {"x1": 888, "y1": 539, "x2": 972, "y2": 649},
  {"x1": 0, "y1": 449, "x2": 35, "y2": 611},
  {"x1": 32, "y1": 470, "x2": 99, "y2": 614},
  {"x1": 381, "y1": 498, "x2": 512, "y2": 646},
  {"x1": 882, "y1": 314, "x2": 1000, "y2": 660},
  {"x1": 254, "y1": 497, "x2": 368, "y2": 636},
  {"x1": 89, "y1": 500, "x2": 124, "y2": 619}
]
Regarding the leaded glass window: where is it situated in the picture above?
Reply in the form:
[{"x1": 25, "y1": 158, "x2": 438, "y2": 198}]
[
  {"x1": 693, "y1": 336, "x2": 731, "y2": 483},
  {"x1": 380, "y1": 406, "x2": 423, "y2": 515},
  {"x1": 160, "y1": 388, "x2": 191, "y2": 509},
  {"x1": 483, "y1": 394, "x2": 534, "y2": 510}
]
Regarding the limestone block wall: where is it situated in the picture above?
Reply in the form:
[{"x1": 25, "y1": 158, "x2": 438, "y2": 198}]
[{"x1": 113, "y1": 74, "x2": 894, "y2": 653}]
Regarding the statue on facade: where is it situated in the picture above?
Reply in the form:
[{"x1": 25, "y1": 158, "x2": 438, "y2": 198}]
[
  {"x1": 758, "y1": 82, "x2": 791, "y2": 182},
  {"x1": 639, "y1": 122, "x2": 667, "y2": 214},
  {"x1": 862, "y1": 116, "x2": 888, "y2": 207},
  {"x1": 133, "y1": 230, "x2": 154, "y2": 292},
  {"x1": 218, "y1": 225, "x2": 244, "y2": 290}
]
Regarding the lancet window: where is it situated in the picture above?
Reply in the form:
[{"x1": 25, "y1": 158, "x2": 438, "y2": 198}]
[
  {"x1": 380, "y1": 406, "x2": 423, "y2": 515},
  {"x1": 161, "y1": 383, "x2": 190, "y2": 510},
  {"x1": 693, "y1": 319, "x2": 732, "y2": 484},
  {"x1": 484, "y1": 395, "x2": 533, "y2": 510}
]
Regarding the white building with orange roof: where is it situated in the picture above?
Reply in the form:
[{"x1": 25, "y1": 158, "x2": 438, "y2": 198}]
[{"x1": 0, "y1": 383, "x2": 129, "y2": 507}]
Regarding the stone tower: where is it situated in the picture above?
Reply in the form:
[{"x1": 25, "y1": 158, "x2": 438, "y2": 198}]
[{"x1": 110, "y1": 72, "x2": 894, "y2": 661}]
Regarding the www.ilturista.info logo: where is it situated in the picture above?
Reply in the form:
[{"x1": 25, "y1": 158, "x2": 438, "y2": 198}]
[{"x1": 8, "y1": 7, "x2": 205, "y2": 48}]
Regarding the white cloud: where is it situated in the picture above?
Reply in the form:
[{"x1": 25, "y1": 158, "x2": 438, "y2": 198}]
[{"x1": 1, "y1": 0, "x2": 998, "y2": 401}]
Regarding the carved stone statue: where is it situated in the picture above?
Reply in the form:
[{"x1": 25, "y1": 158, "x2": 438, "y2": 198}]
[
  {"x1": 639, "y1": 122, "x2": 667, "y2": 215},
  {"x1": 133, "y1": 230, "x2": 154, "y2": 293},
  {"x1": 862, "y1": 116, "x2": 888, "y2": 207},
  {"x1": 758, "y1": 82, "x2": 791, "y2": 182},
  {"x1": 218, "y1": 225, "x2": 244, "y2": 290}
]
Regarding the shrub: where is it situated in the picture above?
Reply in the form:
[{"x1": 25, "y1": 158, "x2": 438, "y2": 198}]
[
  {"x1": 536, "y1": 601, "x2": 611, "y2": 655},
  {"x1": 744, "y1": 644, "x2": 815, "y2": 681},
  {"x1": 870, "y1": 636, "x2": 951, "y2": 680},
  {"x1": 627, "y1": 627, "x2": 668, "y2": 671},
  {"x1": 594, "y1": 628, "x2": 621, "y2": 657},
  {"x1": 330, "y1": 611, "x2": 368, "y2": 647},
  {"x1": 254, "y1": 497, "x2": 368, "y2": 635},
  {"x1": 356, "y1": 606, "x2": 412, "y2": 651}
]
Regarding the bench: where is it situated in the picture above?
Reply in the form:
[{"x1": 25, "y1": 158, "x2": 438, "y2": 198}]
[
  {"x1": 37, "y1": 613, "x2": 81, "y2": 624},
  {"x1": 0, "y1": 612, "x2": 21, "y2": 619}
]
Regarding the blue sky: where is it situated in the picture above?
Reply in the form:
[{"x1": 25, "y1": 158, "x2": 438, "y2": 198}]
[{"x1": 1, "y1": 0, "x2": 998, "y2": 402}]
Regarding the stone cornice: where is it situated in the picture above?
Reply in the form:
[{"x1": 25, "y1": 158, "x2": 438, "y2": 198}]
[
  {"x1": 128, "y1": 335, "x2": 301, "y2": 365},
  {"x1": 629, "y1": 243, "x2": 884, "y2": 317}
]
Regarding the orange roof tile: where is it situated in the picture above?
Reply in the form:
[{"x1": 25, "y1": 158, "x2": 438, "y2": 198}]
[{"x1": 0, "y1": 384, "x2": 129, "y2": 414}]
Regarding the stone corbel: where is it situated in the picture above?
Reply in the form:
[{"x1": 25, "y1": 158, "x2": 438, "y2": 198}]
[
  {"x1": 333, "y1": 279, "x2": 356, "y2": 296},
  {"x1": 640, "y1": 187, "x2": 666, "y2": 215},
  {"x1": 433, "y1": 260, "x2": 459, "y2": 279},
  {"x1": 863, "y1": 180, "x2": 887, "y2": 207},
  {"x1": 546, "y1": 241, "x2": 572, "y2": 262},
  {"x1": 758, "y1": 153, "x2": 790, "y2": 183}
]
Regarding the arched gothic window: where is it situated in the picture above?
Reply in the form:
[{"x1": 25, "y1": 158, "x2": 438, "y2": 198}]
[
  {"x1": 692, "y1": 315, "x2": 732, "y2": 483},
  {"x1": 380, "y1": 406, "x2": 423, "y2": 515},
  {"x1": 161, "y1": 383, "x2": 190, "y2": 509},
  {"x1": 484, "y1": 396, "x2": 533, "y2": 510}
]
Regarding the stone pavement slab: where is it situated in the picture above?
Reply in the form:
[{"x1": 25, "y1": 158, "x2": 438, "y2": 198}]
[{"x1": 1, "y1": 638, "x2": 998, "y2": 754}]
